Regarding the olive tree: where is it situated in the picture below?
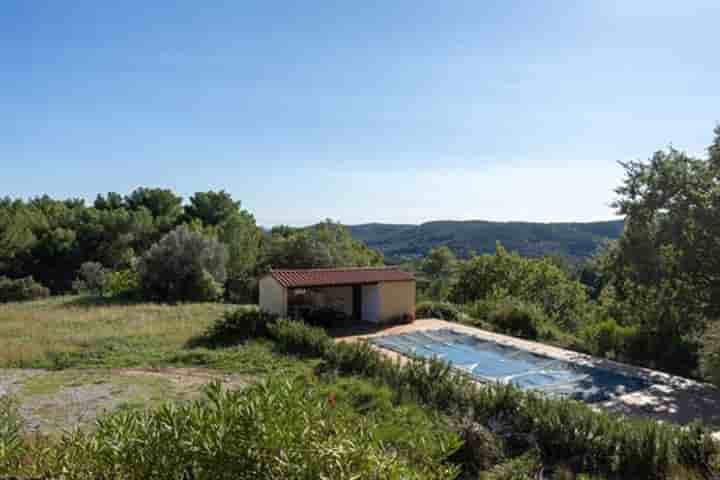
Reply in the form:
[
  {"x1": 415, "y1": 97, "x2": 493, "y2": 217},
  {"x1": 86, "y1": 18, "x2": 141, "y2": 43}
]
[{"x1": 137, "y1": 226, "x2": 228, "y2": 302}]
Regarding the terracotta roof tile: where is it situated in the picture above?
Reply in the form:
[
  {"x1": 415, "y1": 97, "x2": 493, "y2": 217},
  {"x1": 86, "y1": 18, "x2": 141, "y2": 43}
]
[{"x1": 269, "y1": 267, "x2": 414, "y2": 288}]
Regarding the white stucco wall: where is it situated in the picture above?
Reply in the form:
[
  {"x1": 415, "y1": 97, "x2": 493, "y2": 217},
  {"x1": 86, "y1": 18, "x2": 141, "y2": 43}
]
[{"x1": 259, "y1": 275, "x2": 287, "y2": 317}]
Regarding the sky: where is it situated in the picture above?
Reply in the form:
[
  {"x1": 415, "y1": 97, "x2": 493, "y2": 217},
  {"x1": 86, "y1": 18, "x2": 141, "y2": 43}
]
[{"x1": 1, "y1": 1, "x2": 718, "y2": 226}]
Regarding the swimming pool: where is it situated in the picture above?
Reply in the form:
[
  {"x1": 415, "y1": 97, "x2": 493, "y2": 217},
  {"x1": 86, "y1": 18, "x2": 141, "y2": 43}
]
[{"x1": 369, "y1": 329, "x2": 649, "y2": 403}]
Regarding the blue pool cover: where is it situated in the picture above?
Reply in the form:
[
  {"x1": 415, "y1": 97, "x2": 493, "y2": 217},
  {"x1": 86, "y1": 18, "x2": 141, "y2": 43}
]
[{"x1": 369, "y1": 329, "x2": 649, "y2": 403}]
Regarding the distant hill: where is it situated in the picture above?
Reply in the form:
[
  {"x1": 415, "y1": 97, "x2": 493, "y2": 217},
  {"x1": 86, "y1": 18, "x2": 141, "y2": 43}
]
[{"x1": 346, "y1": 220, "x2": 624, "y2": 262}]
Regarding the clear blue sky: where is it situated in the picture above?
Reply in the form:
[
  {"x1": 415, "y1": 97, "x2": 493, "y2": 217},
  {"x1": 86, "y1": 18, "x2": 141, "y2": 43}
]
[{"x1": 2, "y1": 1, "x2": 717, "y2": 226}]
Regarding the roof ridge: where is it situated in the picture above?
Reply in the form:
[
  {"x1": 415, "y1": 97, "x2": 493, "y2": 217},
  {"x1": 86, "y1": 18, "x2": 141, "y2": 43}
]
[{"x1": 270, "y1": 266, "x2": 399, "y2": 272}]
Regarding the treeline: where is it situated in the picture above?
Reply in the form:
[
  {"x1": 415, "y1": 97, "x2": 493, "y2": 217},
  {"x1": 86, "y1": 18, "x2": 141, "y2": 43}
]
[
  {"x1": 0, "y1": 188, "x2": 382, "y2": 302},
  {"x1": 418, "y1": 125, "x2": 720, "y2": 384}
]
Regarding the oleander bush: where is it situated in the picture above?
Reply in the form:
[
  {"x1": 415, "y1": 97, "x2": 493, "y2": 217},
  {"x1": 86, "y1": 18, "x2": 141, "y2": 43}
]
[
  {"x1": 415, "y1": 301, "x2": 461, "y2": 321},
  {"x1": 0, "y1": 275, "x2": 49, "y2": 303},
  {"x1": 0, "y1": 396, "x2": 24, "y2": 474},
  {"x1": 1, "y1": 380, "x2": 461, "y2": 479}
]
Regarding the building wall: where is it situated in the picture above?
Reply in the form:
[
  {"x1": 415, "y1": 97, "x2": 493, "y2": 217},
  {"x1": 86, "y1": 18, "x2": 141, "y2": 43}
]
[
  {"x1": 361, "y1": 284, "x2": 381, "y2": 322},
  {"x1": 259, "y1": 276, "x2": 287, "y2": 317},
  {"x1": 313, "y1": 286, "x2": 353, "y2": 316},
  {"x1": 378, "y1": 280, "x2": 416, "y2": 323}
]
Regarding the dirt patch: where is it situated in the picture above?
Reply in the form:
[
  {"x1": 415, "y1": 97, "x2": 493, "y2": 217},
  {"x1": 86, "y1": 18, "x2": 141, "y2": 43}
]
[
  {"x1": 117, "y1": 367, "x2": 250, "y2": 391},
  {"x1": 1, "y1": 367, "x2": 253, "y2": 434}
]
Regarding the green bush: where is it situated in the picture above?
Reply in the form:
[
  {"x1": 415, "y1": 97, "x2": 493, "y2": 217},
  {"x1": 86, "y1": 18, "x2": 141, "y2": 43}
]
[
  {"x1": 7, "y1": 380, "x2": 459, "y2": 479},
  {"x1": 225, "y1": 276, "x2": 258, "y2": 303},
  {"x1": 450, "y1": 244, "x2": 588, "y2": 331},
  {"x1": 137, "y1": 226, "x2": 228, "y2": 302},
  {"x1": 0, "y1": 275, "x2": 50, "y2": 303},
  {"x1": 700, "y1": 320, "x2": 720, "y2": 387},
  {"x1": 0, "y1": 396, "x2": 24, "y2": 473},
  {"x1": 416, "y1": 301, "x2": 461, "y2": 321},
  {"x1": 72, "y1": 261, "x2": 108, "y2": 294},
  {"x1": 260, "y1": 319, "x2": 719, "y2": 479},
  {"x1": 267, "y1": 318, "x2": 332, "y2": 357},
  {"x1": 450, "y1": 420, "x2": 505, "y2": 473},
  {"x1": 580, "y1": 318, "x2": 637, "y2": 358},
  {"x1": 466, "y1": 298, "x2": 547, "y2": 340},
  {"x1": 205, "y1": 306, "x2": 278, "y2": 345},
  {"x1": 101, "y1": 268, "x2": 140, "y2": 297}
]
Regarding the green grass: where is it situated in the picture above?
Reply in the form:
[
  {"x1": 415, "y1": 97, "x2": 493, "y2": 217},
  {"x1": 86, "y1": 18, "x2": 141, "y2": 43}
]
[{"x1": 0, "y1": 296, "x2": 266, "y2": 370}]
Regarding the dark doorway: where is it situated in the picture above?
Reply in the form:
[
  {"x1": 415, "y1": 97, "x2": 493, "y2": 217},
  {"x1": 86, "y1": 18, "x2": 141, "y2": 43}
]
[{"x1": 352, "y1": 285, "x2": 362, "y2": 320}]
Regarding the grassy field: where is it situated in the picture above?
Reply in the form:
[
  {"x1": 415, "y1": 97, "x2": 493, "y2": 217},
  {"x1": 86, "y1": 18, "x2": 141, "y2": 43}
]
[
  {"x1": 0, "y1": 296, "x2": 311, "y2": 376},
  {"x1": 0, "y1": 296, "x2": 317, "y2": 434},
  {"x1": 0, "y1": 296, "x2": 231, "y2": 367},
  {"x1": 1, "y1": 297, "x2": 465, "y2": 478}
]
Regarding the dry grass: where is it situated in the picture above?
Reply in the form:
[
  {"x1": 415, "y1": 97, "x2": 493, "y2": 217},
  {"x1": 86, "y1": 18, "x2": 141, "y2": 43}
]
[{"x1": 0, "y1": 296, "x2": 235, "y2": 367}]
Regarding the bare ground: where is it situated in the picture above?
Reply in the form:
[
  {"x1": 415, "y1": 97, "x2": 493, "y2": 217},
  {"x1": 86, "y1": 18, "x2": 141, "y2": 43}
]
[{"x1": 1, "y1": 367, "x2": 251, "y2": 433}]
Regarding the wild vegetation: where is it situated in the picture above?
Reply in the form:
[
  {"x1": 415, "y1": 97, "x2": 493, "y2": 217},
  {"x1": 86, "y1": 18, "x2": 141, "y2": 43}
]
[
  {"x1": 230, "y1": 313, "x2": 720, "y2": 479},
  {"x1": 0, "y1": 188, "x2": 380, "y2": 303},
  {"x1": 413, "y1": 126, "x2": 720, "y2": 384},
  {"x1": 3, "y1": 304, "x2": 717, "y2": 479}
]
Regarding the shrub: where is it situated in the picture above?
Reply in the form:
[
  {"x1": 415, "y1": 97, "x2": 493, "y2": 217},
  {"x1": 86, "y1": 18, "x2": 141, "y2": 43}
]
[
  {"x1": 267, "y1": 318, "x2": 332, "y2": 357},
  {"x1": 450, "y1": 245, "x2": 588, "y2": 330},
  {"x1": 205, "y1": 306, "x2": 278, "y2": 345},
  {"x1": 416, "y1": 301, "x2": 461, "y2": 321},
  {"x1": 450, "y1": 420, "x2": 505, "y2": 473},
  {"x1": 580, "y1": 317, "x2": 637, "y2": 358},
  {"x1": 225, "y1": 276, "x2": 258, "y2": 304},
  {"x1": 101, "y1": 268, "x2": 140, "y2": 298},
  {"x1": 0, "y1": 275, "x2": 50, "y2": 303},
  {"x1": 10, "y1": 380, "x2": 458, "y2": 479},
  {"x1": 0, "y1": 396, "x2": 24, "y2": 473},
  {"x1": 72, "y1": 261, "x2": 108, "y2": 294},
  {"x1": 137, "y1": 226, "x2": 228, "y2": 302},
  {"x1": 466, "y1": 298, "x2": 547, "y2": 340},
  {"x1": 700, "y1": 320, "x2": 720, "y2": 387}
]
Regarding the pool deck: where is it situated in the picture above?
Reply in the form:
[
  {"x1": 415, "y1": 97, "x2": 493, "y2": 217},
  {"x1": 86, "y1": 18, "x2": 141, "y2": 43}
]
[{"x1": 333, "y1": 318, "x2": 720, "y2": 428}]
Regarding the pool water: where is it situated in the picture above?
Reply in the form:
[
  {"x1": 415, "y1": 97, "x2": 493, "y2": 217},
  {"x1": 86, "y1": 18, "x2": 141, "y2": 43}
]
[{"x1": 369, "y1": 329, "x2": 649, "y2": 403}]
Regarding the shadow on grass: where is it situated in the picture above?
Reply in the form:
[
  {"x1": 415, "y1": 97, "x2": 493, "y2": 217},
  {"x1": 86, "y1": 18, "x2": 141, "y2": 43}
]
[
  {"x1": 61, "y1": 294, "x2": 148, "y2": 308},
  {"x1": 185, "y1": 333, "x2": 243, "y2": 350}
]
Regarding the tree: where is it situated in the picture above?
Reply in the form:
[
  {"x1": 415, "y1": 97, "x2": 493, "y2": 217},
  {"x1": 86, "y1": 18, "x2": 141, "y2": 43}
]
[
  {"x1": 94, "y1": 192, "x2": 125, "y2": 210},
  {"x1": 420, "y1": 246, "x2": 457, "y2": 300},
  {"x1": 421, "y1": 246, "x2": 456, "y2": 277},
  {"x1": 137, "y1": 226, "x2": 228, "y2": 302},
  {"x1": 185, "y1": 190, "x2": 241, "y2": 227},
  {"x1": 597, "y1": 125, "x2": 720, "y2": 376},
  {"x1": 451, "y1": 242, "x2": 588, "y2": 330},
  {"x1": 260, "y1": 221, "x2": 382, "y2": 271},
  {"x1": 125, "y1": 187, "x2": 183, "y2": 228}
]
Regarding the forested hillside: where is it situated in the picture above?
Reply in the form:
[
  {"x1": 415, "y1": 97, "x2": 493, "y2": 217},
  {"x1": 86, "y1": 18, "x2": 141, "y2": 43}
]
[{"x1": 346, "y1": 219, "x2": 624, "y2": 261}]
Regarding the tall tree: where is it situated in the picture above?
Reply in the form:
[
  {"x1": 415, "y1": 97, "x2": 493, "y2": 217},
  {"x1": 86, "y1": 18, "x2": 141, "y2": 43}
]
[{"x1": 185, "y1": 190, "x2": 241, "y2": 227}]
